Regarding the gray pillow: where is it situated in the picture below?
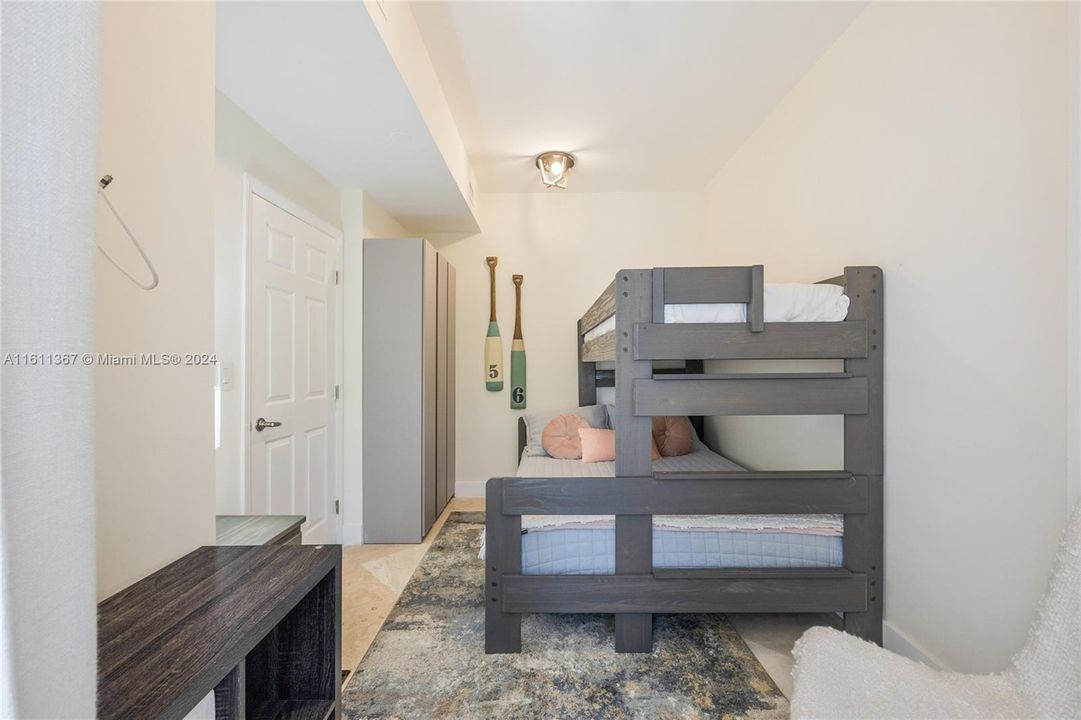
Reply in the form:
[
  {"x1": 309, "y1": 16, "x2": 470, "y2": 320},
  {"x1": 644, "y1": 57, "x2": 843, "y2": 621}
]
[{"x1": 522, "y1": 405, "x2": 607, "y2": 457}]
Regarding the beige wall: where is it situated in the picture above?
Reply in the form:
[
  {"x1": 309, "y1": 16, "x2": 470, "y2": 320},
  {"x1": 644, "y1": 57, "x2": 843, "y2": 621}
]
[
  {"x1": 214, "y1": 92, "x2": 343, "y2": 514},
  {"x1": 363, "y1": 193, "x2": 409, "y2": 238},
  {"x1": 439, "y1": 192, "x2": 703, "y2": 494},
  {"x1": 96, "y1": 2, "x2": 216, "y2": 598},
  {"x1": 700, "y1": 2, "x2": 1069, "y2": 672}
]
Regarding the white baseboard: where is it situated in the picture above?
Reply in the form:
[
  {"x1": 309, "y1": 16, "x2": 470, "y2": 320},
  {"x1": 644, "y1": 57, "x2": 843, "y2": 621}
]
[
  {"x1": 455, "y1": 480, "x2": 485, "y2": 498},
  {"x1": 343, "y1": 521, "x2": 364, "y2": 546},
  {"x1": 883, "y1": 619, "x2": 948, "y2": 670}
]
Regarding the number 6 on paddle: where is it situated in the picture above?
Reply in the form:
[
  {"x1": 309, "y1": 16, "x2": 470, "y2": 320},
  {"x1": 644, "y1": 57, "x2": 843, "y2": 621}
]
[
  {"x1": 484, "y1": 257, "x2": 503, "y2": 391},
  {"x1": 511, "y1": 274, "x2": 526, "y2": 409}
]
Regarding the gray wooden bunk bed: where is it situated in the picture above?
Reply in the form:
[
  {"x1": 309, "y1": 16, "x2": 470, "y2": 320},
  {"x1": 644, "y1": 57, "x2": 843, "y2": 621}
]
[{"x1": 485, "y1": 265, "x2": 883, "y2": 653}]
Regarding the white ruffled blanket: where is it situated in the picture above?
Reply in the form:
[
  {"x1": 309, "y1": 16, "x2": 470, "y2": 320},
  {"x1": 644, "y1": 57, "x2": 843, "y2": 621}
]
[{"x1": 664, "y1": 282, "x2": 850, "y2": 324}]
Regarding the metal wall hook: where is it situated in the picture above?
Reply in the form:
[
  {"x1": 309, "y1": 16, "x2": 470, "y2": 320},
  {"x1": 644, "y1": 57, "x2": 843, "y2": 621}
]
[{"x1": 96, "y1": 175, "x2": 159, "y2": 291}]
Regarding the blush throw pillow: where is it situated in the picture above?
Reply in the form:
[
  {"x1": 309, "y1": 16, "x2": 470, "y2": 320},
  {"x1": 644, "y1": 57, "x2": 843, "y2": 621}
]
[
  {"x1": 578, "y1": 427, "x2": 660, "y2": 462},
  {"x1": 652, "y1": 416, "x2": 695, "y2": 457},
  {"x1": 579, "y1": 428, "x2": 616, "y2": 463},
  {"x1": 541, "y1": 414, "x2": 592, "y2": 459}
]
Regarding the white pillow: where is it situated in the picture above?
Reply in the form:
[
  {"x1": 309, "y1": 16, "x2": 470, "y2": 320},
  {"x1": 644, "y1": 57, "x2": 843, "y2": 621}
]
[{"x1": 522, "y1": 405, "x2": 606, "y2": 457}]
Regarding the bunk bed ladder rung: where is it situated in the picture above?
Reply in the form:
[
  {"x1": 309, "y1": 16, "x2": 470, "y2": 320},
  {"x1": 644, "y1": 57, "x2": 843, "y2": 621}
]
[
  {"x1": 633, "y1": 375, "x2": 869, "y2": 417},
  {"x1": 650, "y1": 372, "x2": 852, "y2": 380},
  {"x1": 634, "y1": 321, "x2": 870, "y2": 361}
]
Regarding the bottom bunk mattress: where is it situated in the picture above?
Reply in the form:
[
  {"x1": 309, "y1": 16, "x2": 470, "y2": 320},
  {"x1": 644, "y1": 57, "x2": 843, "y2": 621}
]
[{"x1": 484, "y1": 443, "x2": 844, "y2": 575}]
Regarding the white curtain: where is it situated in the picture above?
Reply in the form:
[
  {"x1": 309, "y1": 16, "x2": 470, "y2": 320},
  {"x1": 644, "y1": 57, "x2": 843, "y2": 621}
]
[{"x1": 1, "y1": 2, "x2": 100, "y2": 717}]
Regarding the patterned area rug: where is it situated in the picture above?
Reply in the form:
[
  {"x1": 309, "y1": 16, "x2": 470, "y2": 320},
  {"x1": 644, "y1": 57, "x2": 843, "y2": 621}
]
[{"x1": 343, "y1": 512, "x2": 788, "y2": 719}]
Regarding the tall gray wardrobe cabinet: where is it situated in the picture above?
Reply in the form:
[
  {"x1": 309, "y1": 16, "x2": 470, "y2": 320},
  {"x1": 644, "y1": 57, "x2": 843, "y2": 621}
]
[{"x1": 362, "y1": 239, "x2": 456, "y2": 543}]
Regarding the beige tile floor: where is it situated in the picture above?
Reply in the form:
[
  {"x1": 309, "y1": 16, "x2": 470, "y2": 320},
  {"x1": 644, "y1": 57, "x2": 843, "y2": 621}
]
[
  {"x1": 341, "y1": 497, "x2": 832, "y2": 698},
  {"x1": 730, "y1": 612, "x2": 839, "y2": 697}
]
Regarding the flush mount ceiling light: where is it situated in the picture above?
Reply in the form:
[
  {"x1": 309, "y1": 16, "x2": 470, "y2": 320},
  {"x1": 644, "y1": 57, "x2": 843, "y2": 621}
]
[{"x1": 535, "y1": 151, "x2": 576, "y2": 189}]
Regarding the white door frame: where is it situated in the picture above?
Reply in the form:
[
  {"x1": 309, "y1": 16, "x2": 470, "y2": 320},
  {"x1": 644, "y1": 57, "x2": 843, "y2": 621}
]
[{"x1": 242, "y1": 174, "x2": 344, "y2": 541}]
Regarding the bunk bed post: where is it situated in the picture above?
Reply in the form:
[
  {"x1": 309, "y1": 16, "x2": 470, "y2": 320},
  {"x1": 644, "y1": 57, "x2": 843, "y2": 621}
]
[
  {"x1": 683, "y1": 359, "x2": 706, "y2": 441},
  {"x1": 577, "y1": 318, "x2": 597, "y2": 407},
  {"x1": 485, "y1": 478, "x2": 522, "y2": 653},
  {"x1": 614, "y1": 269, "x2": 654, "y2": 652},
  {"x1": 748, "y1": 264, "x2": 765, "y2": 332},
  {"x1": 841, "y1": 266, "x2": 884, "y2": 645}
]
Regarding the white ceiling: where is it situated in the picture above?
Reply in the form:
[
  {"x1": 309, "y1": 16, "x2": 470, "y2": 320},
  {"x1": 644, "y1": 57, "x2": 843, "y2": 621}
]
[
  {"x1": 216, "y1": 2, "x2": 476, "y2": 232},
  {"x1": 411, "y1": 1, "x2": 866, "y2": 193}
]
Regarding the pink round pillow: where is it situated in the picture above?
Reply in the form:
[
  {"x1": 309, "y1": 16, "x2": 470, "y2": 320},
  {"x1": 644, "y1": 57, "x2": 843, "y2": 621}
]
[
  {"x1": 542, "y1": 414, "x2": 592, "y2": 459},
  {"x1": 652, "y1": 416, "x2": 695, "y2": 457}
]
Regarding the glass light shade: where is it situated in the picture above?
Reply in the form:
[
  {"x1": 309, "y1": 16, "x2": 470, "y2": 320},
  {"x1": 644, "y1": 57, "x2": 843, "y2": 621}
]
[{"x1": 535, "y1": 151, "x2": 575, "y2": 189}]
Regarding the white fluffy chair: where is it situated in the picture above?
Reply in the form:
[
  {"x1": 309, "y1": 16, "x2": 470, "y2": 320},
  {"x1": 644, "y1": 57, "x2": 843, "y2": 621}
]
[{"x1": 790, "y1": 505, "x2": 1081, "y2": 719}]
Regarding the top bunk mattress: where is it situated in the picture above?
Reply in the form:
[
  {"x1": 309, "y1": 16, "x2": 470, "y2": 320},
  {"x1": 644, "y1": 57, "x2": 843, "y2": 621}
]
[{"x1": 583, "y1": 282, "x2": 849, "y2": 343}]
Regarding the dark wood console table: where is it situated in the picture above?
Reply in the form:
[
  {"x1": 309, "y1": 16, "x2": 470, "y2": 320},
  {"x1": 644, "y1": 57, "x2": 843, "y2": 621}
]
[{"x1": 98, "y1": 544, "x2": 341, "y2": 719}]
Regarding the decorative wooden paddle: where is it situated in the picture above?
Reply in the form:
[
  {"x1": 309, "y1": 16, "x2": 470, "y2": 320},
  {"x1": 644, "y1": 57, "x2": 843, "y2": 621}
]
[
  {"x1": 510, "y1": 274, "x2": 526, "y2": 409},
  {"x1": 484, "y1": 257, "x2": 504, "y2": 391}
]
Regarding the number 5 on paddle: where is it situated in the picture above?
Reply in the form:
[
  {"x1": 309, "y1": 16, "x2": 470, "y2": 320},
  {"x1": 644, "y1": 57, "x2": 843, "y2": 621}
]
[
  {"x1": 484, "y1": 257, "x2": 503, "y2": 391},
  {"x1": 511, "y1": 274, "x2": 526, "y2": 409}
]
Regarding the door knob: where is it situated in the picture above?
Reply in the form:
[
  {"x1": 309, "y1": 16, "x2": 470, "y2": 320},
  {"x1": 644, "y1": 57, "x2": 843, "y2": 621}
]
[{"x1": 255, "y1": 417, "x2": 282, "y2": 432}]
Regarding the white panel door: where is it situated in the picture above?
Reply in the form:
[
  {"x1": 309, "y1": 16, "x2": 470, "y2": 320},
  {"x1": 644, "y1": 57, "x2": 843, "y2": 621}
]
[{"x1": 249, "y1": 193, "x2": 336, "y2": 543}]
